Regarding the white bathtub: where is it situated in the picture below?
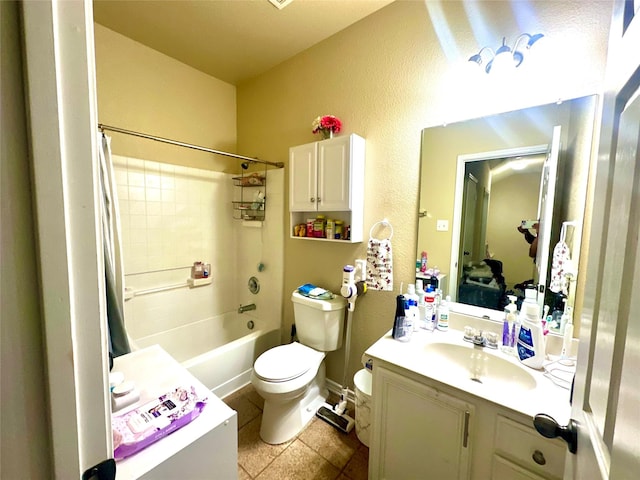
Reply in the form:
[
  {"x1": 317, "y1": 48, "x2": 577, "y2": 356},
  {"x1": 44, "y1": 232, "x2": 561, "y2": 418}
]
[{"x1": 133, "y1": 312, "x2": 281, "y2": 399}]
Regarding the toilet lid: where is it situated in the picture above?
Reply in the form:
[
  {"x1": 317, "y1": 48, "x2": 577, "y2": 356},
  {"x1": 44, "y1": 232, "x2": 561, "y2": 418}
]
[{"x1": 254, "y1": 343, "x2": 318, "y2": 382}]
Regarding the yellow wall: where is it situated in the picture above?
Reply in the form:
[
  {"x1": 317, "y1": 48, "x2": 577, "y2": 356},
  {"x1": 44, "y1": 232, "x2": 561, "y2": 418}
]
[
  {"x1": 236, "y1": 0, "x2": 610, "y2": 383},
  {"x1": 488, "y1": 172, "x2": 541, "y2": 289},
  {"x1": 94, "y1": 24, "x2": 238, "y2": 172}
]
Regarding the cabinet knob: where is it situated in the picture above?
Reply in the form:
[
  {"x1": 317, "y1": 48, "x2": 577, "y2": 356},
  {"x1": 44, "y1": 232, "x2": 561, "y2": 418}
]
[
  {"x1": 310, "y1": 197, "x2": 315, "y2": 202},
  {"x1": 531, "y1": 449, "x2": 546, "y2": 465},
  {"x1": 317, "y1": 197, "x2": 321, "y2": 203}
]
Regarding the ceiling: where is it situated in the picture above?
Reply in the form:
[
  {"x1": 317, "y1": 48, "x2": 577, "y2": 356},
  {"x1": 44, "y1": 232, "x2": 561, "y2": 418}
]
[{"x1": 93, "y1": 0, "x2": 395, "y2": 85}]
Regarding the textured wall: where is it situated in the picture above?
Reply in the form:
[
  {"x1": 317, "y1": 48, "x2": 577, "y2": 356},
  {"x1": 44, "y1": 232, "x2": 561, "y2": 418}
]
[
  {"x1": 237, "y1": 0, "x2": 611, "y2": 385},
  {"x1": 94, "y1": 24, "x2": 237, "y2": 172}
]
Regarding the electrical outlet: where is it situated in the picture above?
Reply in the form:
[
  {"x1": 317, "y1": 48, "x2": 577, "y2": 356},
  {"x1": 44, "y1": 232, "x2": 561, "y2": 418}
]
[{"x1": 436, "y1": 220, "x2": 449, "y2": 232}]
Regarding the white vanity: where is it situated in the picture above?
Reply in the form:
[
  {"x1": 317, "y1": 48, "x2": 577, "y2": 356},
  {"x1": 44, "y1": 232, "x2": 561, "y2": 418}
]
[{"x1": 365, "y1": 313, "x2": 574, "y2": 480}]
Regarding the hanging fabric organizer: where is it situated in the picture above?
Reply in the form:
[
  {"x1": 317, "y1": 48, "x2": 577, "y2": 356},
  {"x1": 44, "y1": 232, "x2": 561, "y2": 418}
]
[
  {"x1": 549, "y1": 221, "x2": 577, "y2": 295},
  {"x1": 366, "y1": 220, "x2": 394, "y2": 291}
]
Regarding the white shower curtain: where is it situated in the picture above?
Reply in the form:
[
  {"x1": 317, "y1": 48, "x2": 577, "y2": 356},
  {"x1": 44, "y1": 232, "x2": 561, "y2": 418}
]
[{"x1": 99, "y1": 132, "x2": 130, "y2": 356}]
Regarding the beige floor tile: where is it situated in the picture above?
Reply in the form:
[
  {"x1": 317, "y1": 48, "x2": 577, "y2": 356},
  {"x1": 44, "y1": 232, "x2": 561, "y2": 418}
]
[
  {"x1": 341, "y1": 444, "x2": 369, "y2": 480},
  {"x1": 237, "y1": 415, "x2": 292, "y2": 478},
  {"x1": 255, "y1": 439, "x2": 340, "y2": 480},
  {"x1": 245, "y1": 386, "x2": 265, "y2": 410},
  {"x1": 299, "y1": 417, "x2": 361, "y2": 470},
  {"x1": 224, "y1": 393, "x2": 262, "y2": 430},
  {"x1": 238, "y1": 465, "x2": 252, "y2": 480}
]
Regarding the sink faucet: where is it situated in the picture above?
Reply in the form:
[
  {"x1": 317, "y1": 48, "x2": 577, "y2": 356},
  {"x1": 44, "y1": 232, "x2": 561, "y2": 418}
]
[
  {"x1": 238, "y1": 303, "x2": 256, "y2": 314},
  {"x1": 473, "y1": 330, "x2": 486, "y2": 347}
]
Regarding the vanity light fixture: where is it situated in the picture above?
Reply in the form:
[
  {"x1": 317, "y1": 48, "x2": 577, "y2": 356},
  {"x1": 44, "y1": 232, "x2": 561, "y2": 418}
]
[{"x1": 468, "y1": 33, "x2": 544, "y2": 74}]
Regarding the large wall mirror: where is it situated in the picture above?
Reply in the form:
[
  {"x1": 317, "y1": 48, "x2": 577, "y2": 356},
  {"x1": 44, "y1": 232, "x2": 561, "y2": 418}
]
[{"x1": 417, "y1": 95, "x2": 597, "y2": 331}]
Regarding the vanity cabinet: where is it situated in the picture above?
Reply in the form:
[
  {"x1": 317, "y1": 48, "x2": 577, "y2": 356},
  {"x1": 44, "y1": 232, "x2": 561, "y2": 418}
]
[
  {"x1": 368, "y1": 359, "x2": 566, "y2": 480},
  {"x1": 370, "y1": 365, "x2": 474, "y2": 480},
  {"x1": 289, "y1": 134, "x2": 364, "y2": 242},
  {"x1": 491, "y1": 415, "x2": 565, "y2": 480}
]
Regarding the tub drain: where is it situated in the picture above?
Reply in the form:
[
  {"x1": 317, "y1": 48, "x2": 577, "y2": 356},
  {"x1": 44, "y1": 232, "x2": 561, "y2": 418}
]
[{"x1": 247, "y1": 320, "x2": 255, "y2": 330}]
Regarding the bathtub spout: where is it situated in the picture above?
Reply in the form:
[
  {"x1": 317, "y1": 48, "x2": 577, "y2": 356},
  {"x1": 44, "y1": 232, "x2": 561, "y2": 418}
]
[{"x1": 238, "y1": 303, "x2": 256, "y2": 314}]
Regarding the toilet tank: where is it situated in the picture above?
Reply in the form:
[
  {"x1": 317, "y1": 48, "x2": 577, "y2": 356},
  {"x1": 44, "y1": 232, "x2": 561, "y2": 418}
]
[{"x1": 291, "y1": 291, "x2": 347, "y2": 352}]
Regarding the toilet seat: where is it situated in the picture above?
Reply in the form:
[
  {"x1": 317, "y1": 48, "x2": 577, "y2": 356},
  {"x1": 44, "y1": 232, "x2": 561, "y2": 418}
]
[{"x1": 254, "y1": 342, "x2": 322, "y2": 382}]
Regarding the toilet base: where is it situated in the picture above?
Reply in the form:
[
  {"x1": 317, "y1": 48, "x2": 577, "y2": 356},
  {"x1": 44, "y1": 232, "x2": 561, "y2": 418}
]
[{"x1": 259, "y1": 377, "x2": 328, "y2": 445}]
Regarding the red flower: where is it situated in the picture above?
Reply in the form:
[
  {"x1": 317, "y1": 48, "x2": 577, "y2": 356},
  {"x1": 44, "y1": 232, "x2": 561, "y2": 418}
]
[{"x1": 312, "y1": 115, "x2": 342, "y2": 134}]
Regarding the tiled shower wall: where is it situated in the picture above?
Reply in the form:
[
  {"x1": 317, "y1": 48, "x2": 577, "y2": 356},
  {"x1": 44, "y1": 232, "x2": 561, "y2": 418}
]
[{"x1": 112, "y1": 155, "x2": 284, "y2": 346}]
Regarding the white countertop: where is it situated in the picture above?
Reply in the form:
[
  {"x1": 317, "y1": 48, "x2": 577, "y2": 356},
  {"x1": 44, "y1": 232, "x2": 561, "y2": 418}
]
[
  {"x1": 364, "y1": 327, "x2": 573, "y2": 425},
  {"x1": 112, "y1": 345, "x2": 236, "y2": 479}
]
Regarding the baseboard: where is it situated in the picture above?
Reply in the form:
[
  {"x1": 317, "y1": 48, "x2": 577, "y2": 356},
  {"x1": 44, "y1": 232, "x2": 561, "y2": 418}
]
[{"x1": 325, "y1": 377, "x2": 356, "y2": 405}]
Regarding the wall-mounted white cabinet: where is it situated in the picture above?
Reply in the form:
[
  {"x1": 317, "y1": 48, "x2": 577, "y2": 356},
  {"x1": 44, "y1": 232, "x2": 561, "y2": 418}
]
[{"x1": 289, "y1": 134, "x2": 365, "y2": 242}]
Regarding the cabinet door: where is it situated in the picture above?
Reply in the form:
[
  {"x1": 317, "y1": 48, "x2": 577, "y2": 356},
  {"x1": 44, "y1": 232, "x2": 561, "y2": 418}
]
[
  {"x1": 317, "y1": 135, "x2": 351, "y2": 211},
  {"x1": 370, "y1": 366, "x2": 473, "y2": 480},
  {"x1": 289, "y1": 142, "x2": 317, "y2": 211}
]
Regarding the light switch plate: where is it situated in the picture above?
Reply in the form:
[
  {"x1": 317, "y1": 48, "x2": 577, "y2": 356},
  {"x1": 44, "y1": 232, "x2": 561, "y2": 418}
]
[{"x1": 436, "y1": 220, "x2": 449, "y2": 232}]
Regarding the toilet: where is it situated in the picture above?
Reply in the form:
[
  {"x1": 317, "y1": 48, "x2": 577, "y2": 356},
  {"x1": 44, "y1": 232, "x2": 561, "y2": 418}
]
[{"x1": 250, "y1": 291, "x2": 347, "y2": 444}]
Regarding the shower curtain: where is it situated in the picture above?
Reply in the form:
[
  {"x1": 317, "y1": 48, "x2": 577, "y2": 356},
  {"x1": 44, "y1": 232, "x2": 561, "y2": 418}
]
[{"x1": 99, "y1": 132, "x2": 130, "y2": 357}]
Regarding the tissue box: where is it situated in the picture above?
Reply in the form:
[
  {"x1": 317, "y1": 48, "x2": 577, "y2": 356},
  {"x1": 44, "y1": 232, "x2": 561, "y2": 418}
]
[{"x1": 112, "y1": 385, "x2": 207, "y2": 460}]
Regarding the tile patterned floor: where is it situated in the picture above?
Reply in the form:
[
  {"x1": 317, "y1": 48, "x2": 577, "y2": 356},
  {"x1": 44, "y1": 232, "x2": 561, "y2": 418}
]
[{"x1": 223, "y1": 385, "x2": 369, "y2": 480}]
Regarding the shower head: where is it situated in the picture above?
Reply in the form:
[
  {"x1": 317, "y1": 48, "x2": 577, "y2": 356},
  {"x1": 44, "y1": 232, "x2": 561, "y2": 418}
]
[{"x1": 241, "y1": 162, "x2": 249, "y2": 170}]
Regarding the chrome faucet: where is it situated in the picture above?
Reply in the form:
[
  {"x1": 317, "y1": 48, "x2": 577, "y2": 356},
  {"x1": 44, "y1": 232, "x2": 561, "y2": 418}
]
[
  {"x1": 472, "y1": 330, "x2": 486, "y2": 347},
  {"x1": 238, "y1": 303, "x2": 256, "y2": 314}
]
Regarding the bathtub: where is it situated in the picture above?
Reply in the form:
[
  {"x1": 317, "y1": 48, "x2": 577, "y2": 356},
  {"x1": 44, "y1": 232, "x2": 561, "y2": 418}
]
[{"x1": 133, "y1": 312, "x2": 281, "y2": 399}]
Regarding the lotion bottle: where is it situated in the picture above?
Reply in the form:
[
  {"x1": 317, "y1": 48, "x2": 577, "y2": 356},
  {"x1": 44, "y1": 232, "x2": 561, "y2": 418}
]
[
  {"x1": 437, "y1": 295, "x2": 450, "y2": 331},
  {"x1": 517, "y1": 299, "x2": 546, "y2": 369},
  {"x1": 404, "y1": 284, "x2": 420, "y2": 332}
]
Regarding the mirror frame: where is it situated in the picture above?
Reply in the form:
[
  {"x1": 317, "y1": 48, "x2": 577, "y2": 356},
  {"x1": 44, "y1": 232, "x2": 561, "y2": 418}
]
[{"x1": 449, "y1": 143, "x2": 550, "y2": 318}]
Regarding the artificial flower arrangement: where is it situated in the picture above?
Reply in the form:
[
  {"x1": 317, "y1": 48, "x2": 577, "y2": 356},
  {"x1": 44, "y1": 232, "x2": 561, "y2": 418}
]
[{"x1": 312, "y1": 115, "x2": 342, "y2": 138}]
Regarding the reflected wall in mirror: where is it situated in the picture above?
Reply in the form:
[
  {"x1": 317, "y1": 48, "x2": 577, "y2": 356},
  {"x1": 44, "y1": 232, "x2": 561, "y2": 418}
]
[{"x1": 418, "y1": 95, "x2": 597, "y2": 331}]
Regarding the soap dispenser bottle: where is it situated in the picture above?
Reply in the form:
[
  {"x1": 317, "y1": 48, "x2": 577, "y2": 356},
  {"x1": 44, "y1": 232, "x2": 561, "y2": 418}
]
[
  {"x1": 392, "y1": 295, "x2": 411, "y2": 342},
  {"x1": 517, "y1": 288, "x2": 545, "y2": 369},
  {"x1": 501, "y1": 295, "x2": 517, "y2": 355}
]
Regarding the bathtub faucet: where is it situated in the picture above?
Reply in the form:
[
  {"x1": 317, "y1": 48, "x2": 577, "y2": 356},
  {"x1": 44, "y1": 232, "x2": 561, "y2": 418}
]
[{"x1": 238, "y1": 303, "x2": 256, "y2": 314}]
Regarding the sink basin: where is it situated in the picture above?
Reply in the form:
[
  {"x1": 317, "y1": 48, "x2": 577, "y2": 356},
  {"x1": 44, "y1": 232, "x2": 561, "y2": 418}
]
[{"x1": 423, "y1": 342, "x2": 537, "y2": 391}]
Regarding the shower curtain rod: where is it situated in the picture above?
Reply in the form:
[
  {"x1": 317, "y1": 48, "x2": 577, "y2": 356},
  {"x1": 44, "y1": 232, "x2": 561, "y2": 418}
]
[{"x1": 98, "y1": 123, "x2": 284, "y2": 169}]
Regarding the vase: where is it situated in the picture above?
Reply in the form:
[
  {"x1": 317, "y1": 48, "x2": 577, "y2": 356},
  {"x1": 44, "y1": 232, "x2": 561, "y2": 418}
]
[{"x1": 321, "y1": 129, "x2": 333, "y2": 140}]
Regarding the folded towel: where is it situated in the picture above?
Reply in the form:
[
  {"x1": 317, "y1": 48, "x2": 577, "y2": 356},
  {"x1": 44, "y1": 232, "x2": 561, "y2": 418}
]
[{"x1": 297, "y1": 283, "x2": 335, "y2": 300}]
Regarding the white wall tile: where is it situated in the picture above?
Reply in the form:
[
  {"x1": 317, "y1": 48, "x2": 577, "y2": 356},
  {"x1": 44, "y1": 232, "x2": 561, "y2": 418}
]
[{"x1": 114, "y1": 156, "x2": 283, "y2": 352}]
